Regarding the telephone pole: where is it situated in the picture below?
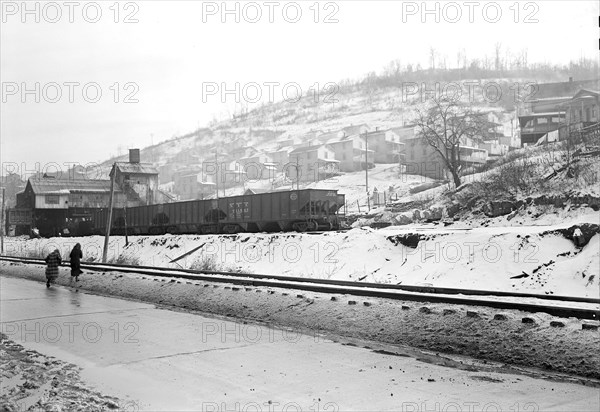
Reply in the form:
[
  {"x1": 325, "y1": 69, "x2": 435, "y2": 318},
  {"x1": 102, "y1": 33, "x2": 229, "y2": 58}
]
[
  {"x1": 1, "y1": 188, "x2": 5, "y2": 254},
  {"x1": 214, "y1": 151, "x2": 219, "y2": 199},
  {"x1": 102, "y1": 164, "x2": 116, "y2": 263},
  {"x1": 364, "y1": 131, "x2": 369, "y2": 195}
]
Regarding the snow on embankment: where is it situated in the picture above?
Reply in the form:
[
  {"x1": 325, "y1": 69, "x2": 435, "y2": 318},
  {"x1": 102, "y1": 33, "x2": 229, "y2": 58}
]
[{"x1": 4, "y1": 223, "x2": 599, "y2": 298}]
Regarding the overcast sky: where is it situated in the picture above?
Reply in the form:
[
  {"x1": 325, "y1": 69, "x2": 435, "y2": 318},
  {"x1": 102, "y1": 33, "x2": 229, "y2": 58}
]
[{"x1": 1, "y1": 0, "x2": 598, "y2": 173}]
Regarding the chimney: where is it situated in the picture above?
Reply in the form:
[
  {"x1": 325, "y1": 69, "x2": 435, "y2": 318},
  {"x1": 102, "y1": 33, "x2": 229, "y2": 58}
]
[{"x1": 129, "y1": 149, "x2": 140, "y2": 163}]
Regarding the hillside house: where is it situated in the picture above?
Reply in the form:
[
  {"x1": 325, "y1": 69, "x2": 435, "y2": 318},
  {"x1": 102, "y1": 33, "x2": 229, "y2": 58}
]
[
  {"x1": 340, "y1": 124, "x2": 370, "y2": 137},
  {"x1": 317, "y1": 130, "x2": 342, "y2": 143},
  {"x1": 518, "y1": 78, "x2": 599, "y2": 146},
  {"x1": 558, "y1": 89, "x2": 600, "y2": 140},
  {"x1": 276, "y1": 136, "x2": 301, "y2": 149},
  {"x1": 266, "y1": 147, "x2": 293, "y2": 170},
  {"x1": 404, "y1": 137, "x2": 487, "y2": 180},
  {"x1": 364, "y1": 129, "x2": 404, "y2": 163},
  {"x1": 518, "y1": 112, "x2": 565, "y2": 146},
  {"x1": 174, "y1": 172, "x2": 216, "y2": 200},
  {"x1": 390, "y1": 125, "x2": 418, "y2": 142},
  {"x1": 522, "y1": 78, "x2": 599, "y2": 115},
  {"x1": 109, "y1": 149, "x2": 159, "y2": 206},
  {"x1": 289, "y1": 145, "x2": 339, "y2": 182},
  {"x1": 227, "y1": 146, "x2": 259, "y2": 161},
  {"x1": 324, "y1": 135, "x2": 375, "y2": 172},
  {"x1": 236, "y1": 153, "x2": 277, "y2": 181},
  {"x1": 479, "y1": 141, "x2": 509, "y2": 160}
]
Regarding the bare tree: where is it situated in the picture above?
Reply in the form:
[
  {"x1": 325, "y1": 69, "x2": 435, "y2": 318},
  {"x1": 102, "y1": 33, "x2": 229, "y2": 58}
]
[
  {"x1": 415, "y1": 98, "x2": 488, "y2": 188},
  {"x1": 494, "y1": 42, "x2": 502, "y2": 71},
  {"x1": 429, "y1": 47, "x2": 436, "y2": 70}
]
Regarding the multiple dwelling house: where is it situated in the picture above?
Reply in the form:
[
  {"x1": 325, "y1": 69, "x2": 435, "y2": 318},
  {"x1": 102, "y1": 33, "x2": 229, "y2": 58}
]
[
  {"x1": 363, "y1": 128, "x2": 404, "y2": 164},
  {"x1": 236, "y1": 153, "x2": 277, "y2": 181},
  {"x1": 265, "y1": 147, "x2": 293, "y2": 171},
  {"x1": 174, "y1": 171, "x2": 216, "y2": 200},
  {"x1": 558, "y1": 89, "x2": 600, "y2": 140},
  {"x1": 518, "y1": 78, "x2": 599, "y2": 146},
  {"x1": 340, "y1": 123, "x2": 370, "y2": 138},
  {"x1": 289, "y1": 145, "x2": 339, "y2": 182},
  {"x1": 324, "y1": 135, "x2": 375, "y2": 172},
  {"x1": 403, "y1": 137, "x2": 488, "y2": 180},
  {"x1": 389, "y1": 125, "x2": 418, "y2": 142}
]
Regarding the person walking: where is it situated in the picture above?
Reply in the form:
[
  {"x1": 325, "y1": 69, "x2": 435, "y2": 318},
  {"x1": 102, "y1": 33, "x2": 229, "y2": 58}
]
[
  {"x1": 45, "y1": 249, "x2": 62, "y2": 288},
  {"x1": 69, "y1": 243, "x2": 83, "y2": 282}
]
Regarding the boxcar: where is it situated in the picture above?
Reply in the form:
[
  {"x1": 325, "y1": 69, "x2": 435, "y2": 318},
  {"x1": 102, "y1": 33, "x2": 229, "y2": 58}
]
[{"x1": 92, "y1": 189, "x2": 345, "y2": 235}]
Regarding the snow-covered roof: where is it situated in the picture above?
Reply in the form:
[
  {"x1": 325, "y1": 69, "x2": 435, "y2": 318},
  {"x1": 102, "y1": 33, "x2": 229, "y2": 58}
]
[
  {"x1": 28, "y1": 178, "x2": 114, "y2": 194},
  {"x1": 112, "y1": 162, "x2": 159, "y2": 175}
]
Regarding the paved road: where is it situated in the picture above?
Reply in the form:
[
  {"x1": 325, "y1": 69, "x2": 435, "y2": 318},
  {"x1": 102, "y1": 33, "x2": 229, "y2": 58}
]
[{"x1": 1, "y1": 276, "x2": 598, "y2": 411}]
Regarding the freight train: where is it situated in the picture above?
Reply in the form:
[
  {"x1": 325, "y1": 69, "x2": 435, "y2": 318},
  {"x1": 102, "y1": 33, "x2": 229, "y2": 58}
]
[{"x1": 91, "y1": 189, "x2": 346, "y2": 235}]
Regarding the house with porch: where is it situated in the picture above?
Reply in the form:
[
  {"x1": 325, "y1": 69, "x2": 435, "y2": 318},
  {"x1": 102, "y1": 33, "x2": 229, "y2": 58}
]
[{"x1": 518, "y1": 78, "x2": 599, "y2": 146}]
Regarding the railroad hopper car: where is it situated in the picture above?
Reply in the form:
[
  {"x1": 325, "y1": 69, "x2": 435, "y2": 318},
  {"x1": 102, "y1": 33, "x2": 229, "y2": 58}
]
[{"x1": 92, "y1": 189, "x2": 346, "y2": 235}]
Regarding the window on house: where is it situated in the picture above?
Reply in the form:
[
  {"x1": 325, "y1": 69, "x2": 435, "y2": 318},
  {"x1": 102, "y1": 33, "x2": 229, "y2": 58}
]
[
  {"x1": 537, "y1": 118, "x2": 548, "y2": 124},
  {"x1": 422, "y1": 146, "x2": 427, "y2": 155},
  {"x1": 45, "y1": 195, "x2": 59, "y2": 204},
  {"x1": 551, "y1": 117, "x2": 560, "y2": 123}
]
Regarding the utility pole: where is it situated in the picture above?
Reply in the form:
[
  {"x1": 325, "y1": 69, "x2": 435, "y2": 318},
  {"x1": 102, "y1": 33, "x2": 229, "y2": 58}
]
[
  {"x1": 296, "y1": 156, "x2": 300, "y2": 190},
  {"x1": 364, "y1": 131, "x2": 369, "y2": 196},
  {"x1": 1, "y1": 187, "x2": 5, "y2": 255},
  {"x1": 123, "y1": 206, "x2": 128, "y2": 246},
  {"x1": 102, "y1": 164, "x2": 116, "y2": 263},
  {"x1": 215, "y1": 151, "x2": 219, "y2": 199}
]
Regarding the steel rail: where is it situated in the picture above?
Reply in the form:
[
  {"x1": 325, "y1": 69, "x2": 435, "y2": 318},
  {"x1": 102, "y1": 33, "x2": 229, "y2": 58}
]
[{"x1": 1, "y1": 255, "x2": 598, "y2": 320}]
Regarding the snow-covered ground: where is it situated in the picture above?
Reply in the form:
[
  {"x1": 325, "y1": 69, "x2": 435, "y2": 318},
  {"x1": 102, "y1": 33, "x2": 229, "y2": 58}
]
[{"x1": 6, "y1": 217, "x2": 599, "y2": 299}]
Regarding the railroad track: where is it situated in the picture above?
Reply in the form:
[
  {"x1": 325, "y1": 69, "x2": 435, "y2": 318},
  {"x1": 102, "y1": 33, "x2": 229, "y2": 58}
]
[{"x1": 1, "y1": 255, "x2": 599, "y2": 320}]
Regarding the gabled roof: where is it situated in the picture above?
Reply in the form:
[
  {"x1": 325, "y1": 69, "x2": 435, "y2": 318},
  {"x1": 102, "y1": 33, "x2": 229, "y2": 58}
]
[
  {"x1": 571, "y1": 88, "x2": 600, "y2": 99},
  {"x1": 28, "y1": 178, "x2": 115, "y2": 194},
  {"x1": 111, "y1": 162, "x2": 159, "y2": 176}
]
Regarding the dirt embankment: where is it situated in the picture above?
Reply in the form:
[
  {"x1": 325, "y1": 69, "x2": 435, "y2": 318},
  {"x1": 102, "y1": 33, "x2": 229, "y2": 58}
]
[{"x1": 1, "y1": 261, "x2": 599, "y2": 382}]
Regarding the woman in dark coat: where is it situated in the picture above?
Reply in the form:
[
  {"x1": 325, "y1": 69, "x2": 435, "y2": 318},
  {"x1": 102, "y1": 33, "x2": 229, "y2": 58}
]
[
  {"x1": 45, "y1": 249, "x2": 62, "y2": 288},
  {"x1": 69, "y1": 243, "x2": 83, "y2": 282}
]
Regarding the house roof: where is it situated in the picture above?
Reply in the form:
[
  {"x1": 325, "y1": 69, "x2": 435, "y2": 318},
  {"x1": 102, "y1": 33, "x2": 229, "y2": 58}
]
[
  {"x1": 290, "y1": 145, "x2": 326, "y2": 154},
  {"x1": 571, "y1": 88, "x2": 600, "y2": 99},
  {"x1": 112, "y1": 162, "x2": 159, "y2": 175},
  {"x1": 532, "y1": 79, "x2": 600, "y2": 100},
  {"x1": 341, "y1": 124, "x2": 369, "y2": 136},
  {"x1": 28, "y1": 178, "x2": 116, "y2": 195}
]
